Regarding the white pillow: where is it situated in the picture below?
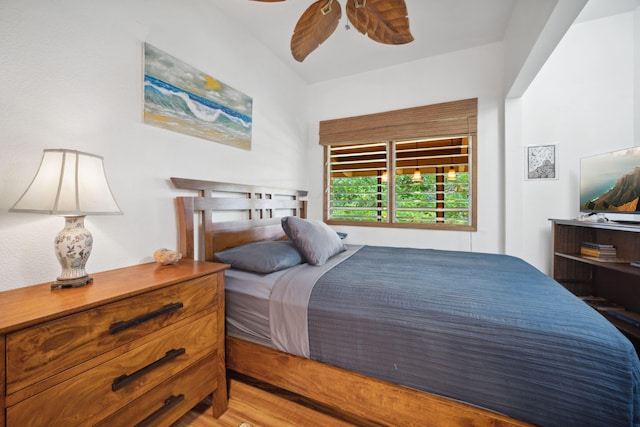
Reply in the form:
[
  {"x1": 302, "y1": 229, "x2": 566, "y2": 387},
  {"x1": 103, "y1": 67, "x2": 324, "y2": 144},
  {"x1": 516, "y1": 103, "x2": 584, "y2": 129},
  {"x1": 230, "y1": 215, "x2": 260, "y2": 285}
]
[{"x1": 281, "y1": 216, "x2": 346, "y2": 266}]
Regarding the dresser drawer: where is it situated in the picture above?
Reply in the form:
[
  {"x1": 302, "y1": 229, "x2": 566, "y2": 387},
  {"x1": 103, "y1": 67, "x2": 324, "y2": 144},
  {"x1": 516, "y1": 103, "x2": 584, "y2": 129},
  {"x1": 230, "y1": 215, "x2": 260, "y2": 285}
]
[
  {"x1": 6, "y1": 312, "x2": 217, "y2": 426},
  {"x1": 93, "y1": 352, "x2": 217, "y2": 427},
  {"x1": 6, "y1": 274, "x2": 217, "y2": 395}
]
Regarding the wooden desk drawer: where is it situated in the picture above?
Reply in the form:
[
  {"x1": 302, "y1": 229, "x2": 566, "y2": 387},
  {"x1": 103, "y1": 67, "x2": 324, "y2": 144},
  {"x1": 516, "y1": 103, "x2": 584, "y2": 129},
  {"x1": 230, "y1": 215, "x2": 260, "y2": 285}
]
[
  {"x1": 6, "y1": 275, "x2": 217, "y2": 394},
  {"x1": 6, "y1": 312, "x2": 217, "y2": 426},
  {"x1": 93, "y1": 353, "x2": 217, "y2": 427}
]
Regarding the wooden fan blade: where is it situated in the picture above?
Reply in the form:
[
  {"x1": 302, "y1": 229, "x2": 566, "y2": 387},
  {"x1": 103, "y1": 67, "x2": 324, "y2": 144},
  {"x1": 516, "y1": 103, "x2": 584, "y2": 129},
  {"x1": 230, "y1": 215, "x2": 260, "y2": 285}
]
[
  {"x1": 291, "y1": 0, "x2": 342, "y2": 62},
  {"x1": 346, "y1": 0, "x2": 414, "y2": 45}
]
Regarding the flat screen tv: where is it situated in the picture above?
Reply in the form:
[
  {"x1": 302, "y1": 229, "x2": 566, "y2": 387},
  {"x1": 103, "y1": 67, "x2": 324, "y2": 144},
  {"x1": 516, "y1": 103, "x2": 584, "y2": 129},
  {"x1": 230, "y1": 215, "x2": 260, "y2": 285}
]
[{"x1": 580, "y1": 146, "x2": 640, "y2": 218}]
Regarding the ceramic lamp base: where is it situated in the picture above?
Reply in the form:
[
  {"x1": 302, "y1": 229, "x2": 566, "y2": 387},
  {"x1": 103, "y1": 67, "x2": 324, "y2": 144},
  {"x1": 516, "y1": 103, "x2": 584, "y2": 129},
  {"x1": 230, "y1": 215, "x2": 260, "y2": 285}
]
[
  {"x1": 53, "y1": 215, "x2": 93, "y2": 289},
  {"x1": 51, "y1": 276, "x2": 94, "y2": 290}
]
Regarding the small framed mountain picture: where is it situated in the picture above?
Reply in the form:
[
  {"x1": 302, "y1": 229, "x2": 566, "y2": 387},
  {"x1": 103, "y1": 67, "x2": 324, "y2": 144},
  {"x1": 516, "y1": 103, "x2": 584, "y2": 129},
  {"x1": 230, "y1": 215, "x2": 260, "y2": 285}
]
[{"x1": 526, "y1": 144, "x2": 557, "y2": 180}]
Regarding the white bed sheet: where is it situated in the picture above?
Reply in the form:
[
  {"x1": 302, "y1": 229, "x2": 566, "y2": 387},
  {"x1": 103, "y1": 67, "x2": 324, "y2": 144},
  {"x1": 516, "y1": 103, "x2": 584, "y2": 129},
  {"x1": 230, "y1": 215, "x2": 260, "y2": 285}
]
[
  {"x1": 224, "y1": 245, "x2": 362, "y2": 353},
  {"x1": 224, "y1": 266, "x2": 293, "y2": 345}
]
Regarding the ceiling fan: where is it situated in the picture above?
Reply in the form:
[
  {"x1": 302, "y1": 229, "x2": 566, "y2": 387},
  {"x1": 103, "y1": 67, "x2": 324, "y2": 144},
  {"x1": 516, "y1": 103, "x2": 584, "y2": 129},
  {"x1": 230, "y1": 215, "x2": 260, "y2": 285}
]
[{"x1": 252, "y1": 0, "x2": 414, "y2": 62}]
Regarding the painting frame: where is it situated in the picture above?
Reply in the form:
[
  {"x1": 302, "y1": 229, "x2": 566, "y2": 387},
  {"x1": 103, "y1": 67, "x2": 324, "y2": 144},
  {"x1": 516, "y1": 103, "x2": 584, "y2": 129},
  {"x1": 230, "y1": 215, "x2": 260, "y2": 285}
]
[
  {"x1": 526, "y1": 144, "x2": 558, "y2": 180},
  {"x1": 143, "y1": 43, "x2": 253, "y2": 150}
]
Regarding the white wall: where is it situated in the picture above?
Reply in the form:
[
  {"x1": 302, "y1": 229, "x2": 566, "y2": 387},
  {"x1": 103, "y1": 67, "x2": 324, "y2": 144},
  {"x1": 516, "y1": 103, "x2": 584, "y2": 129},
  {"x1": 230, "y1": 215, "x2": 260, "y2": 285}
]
[
  {"x1": 508, "y1": 9, "x2": 638, "y2": 273},
  {"x1": 307, "y1": 43, "x2": 506, "y2": 254},
  {"x1": 0, "y1": 0, "x2": 309, "y2": 291},
  {"x1": 504, "y1": 0, "x2": 588, "y2": 98}
]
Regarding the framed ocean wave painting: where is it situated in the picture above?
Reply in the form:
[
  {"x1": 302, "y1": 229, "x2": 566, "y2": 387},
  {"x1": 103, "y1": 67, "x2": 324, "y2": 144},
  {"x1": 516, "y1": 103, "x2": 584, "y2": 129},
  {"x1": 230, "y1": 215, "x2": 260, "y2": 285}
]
[{"x1": 143, "y1": 43, "x2": 252, "y2": 150}]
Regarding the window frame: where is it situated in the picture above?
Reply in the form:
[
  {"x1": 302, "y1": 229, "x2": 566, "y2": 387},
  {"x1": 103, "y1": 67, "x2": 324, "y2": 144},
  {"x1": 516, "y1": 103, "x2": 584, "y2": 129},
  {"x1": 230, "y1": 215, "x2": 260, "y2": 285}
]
[{"x1": 321, "y1": 99, "x2": 477, "y2": 231}]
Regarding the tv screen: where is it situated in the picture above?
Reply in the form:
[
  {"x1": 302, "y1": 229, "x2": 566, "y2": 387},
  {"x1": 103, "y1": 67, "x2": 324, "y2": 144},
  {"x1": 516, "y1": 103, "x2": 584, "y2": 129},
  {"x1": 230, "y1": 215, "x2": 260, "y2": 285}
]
[{"x1": 580, "y1": 146, "x2": 640, "y2": 215}]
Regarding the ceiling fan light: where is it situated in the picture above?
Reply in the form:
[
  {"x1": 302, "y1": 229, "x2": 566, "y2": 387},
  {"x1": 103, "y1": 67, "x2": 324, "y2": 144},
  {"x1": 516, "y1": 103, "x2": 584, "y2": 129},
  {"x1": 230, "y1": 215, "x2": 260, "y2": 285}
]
[
  {"x1": 269, "y1": 0, "x2": 413, "y2": 62},
  {"x1": 412, "y1": 168, "x2": 422, "y2": 182}
]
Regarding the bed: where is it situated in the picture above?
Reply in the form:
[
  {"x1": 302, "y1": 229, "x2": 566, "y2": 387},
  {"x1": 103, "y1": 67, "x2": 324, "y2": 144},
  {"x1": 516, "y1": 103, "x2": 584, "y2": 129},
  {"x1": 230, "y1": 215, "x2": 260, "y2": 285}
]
[{"x1": 171, "y1": 177, "x2": 640, "y2": 427}]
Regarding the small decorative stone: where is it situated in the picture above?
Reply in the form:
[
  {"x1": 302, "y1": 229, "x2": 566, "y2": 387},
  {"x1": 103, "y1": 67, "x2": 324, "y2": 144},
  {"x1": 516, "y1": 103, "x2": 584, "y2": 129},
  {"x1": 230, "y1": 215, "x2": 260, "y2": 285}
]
[{"x1": 153, "y1": 248, "x2": 182, "y2": 265}]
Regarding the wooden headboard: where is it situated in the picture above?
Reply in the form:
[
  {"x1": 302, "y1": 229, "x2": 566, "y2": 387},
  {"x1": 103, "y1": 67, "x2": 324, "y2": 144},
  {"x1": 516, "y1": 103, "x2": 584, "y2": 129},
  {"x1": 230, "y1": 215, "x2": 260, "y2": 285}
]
[{"x1": 171, "y1": 178, "x2": 308, "y2": 262}]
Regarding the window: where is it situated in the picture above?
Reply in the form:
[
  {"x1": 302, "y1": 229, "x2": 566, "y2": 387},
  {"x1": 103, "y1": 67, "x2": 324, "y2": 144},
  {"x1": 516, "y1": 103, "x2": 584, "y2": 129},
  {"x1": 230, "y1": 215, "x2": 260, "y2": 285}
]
[
  {"x1": 320, "y1": 99, "x2": 476, "y2": 230},
  {"x1": 327, "y1": 142, "x2": 389, "y2": 222}
]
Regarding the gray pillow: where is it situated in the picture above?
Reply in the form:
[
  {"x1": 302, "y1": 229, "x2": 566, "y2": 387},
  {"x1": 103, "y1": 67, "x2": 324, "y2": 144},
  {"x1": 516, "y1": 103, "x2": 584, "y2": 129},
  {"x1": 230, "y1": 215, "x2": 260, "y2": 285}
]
[
  {"x1": 281, "y1": 216, "x2": 346, "y2": 266},
  {"x1": 214, "y1": 240, "x2": 303, "y2": 273}
]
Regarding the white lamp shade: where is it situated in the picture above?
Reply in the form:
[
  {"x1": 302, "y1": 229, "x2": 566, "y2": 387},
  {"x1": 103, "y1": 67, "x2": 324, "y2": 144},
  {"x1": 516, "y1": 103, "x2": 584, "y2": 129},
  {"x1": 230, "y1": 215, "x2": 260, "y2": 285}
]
[{"x1": 10, "y1": 149, "x2": 122, "y2": 215}]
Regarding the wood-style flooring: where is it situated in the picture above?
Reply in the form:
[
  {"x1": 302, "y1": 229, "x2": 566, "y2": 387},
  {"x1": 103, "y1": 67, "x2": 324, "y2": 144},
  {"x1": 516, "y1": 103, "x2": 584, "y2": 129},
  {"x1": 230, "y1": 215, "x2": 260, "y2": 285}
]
[{"x1": 172, "y1": 375, "x2": 371, "y2": 427}]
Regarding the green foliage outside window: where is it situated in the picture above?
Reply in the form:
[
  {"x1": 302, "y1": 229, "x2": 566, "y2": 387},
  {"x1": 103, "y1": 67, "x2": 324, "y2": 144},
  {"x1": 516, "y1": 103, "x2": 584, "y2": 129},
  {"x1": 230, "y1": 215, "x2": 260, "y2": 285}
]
[
  {"x1": 330, "y1": 172, "x2": 469, "y2": 224},
  {"x1": 330, "y1": 176, "x2": 388, "y2": 222}
]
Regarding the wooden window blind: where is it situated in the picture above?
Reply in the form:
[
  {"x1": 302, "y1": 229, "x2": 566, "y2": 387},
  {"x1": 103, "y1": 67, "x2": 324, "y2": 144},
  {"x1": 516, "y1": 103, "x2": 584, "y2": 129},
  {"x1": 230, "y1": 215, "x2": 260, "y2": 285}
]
[{"x1": 319, "y1": 98, "x2": 477, "y2": 146}]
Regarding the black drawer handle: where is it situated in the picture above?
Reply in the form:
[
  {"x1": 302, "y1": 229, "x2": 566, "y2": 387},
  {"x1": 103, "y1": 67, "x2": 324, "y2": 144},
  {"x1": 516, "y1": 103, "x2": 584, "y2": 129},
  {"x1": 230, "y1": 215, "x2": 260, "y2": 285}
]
[
  {"x1": 112, "y1": 348, "x2": 186, "y2": 392},
  {"x1": 135, "y1": 394, "x2": 185, "y2": 427},
  {"x1": 109, "y1": 302, "x2": 184, "y2": 334}
]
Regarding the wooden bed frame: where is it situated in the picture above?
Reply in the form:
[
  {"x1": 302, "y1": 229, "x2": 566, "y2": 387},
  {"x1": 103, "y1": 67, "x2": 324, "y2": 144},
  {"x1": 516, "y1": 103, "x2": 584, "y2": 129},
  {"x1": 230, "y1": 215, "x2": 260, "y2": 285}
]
[{"x1": 171, "y1": 177, "x2": 532, "y2": 427}]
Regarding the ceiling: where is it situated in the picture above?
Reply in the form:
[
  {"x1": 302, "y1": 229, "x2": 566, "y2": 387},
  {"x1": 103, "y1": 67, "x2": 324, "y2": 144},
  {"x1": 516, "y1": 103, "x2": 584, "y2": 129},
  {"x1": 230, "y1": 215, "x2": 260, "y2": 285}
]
[
  {"x1": 212, "y1": 0, "x2": 639, "y2": 85},
  {"x1": 212, "y1": 0, "x2": 519, "y2": 83}
]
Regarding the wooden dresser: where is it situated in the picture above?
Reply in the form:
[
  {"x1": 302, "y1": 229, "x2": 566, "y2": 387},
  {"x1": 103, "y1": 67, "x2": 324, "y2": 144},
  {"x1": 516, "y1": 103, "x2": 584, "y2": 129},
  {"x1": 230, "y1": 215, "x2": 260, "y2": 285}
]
[{"x1": 0, "y1": 260, "x2": 228, "y2": 427}]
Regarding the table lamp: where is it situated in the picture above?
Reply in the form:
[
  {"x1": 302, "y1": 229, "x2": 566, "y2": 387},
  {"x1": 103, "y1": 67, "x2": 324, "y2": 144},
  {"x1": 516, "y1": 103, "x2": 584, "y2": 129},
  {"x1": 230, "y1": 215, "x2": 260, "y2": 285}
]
[{"x1": 10, "y1": 149, "x2": 122, "y2": 289}]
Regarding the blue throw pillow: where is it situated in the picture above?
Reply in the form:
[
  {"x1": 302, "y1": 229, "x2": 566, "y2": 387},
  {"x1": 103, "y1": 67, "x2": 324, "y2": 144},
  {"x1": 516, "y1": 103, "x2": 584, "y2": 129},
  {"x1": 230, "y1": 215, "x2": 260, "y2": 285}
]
[
  {"x1": 215, "y1": 240, "x2": 304, "y2": 273},
  {"x1": 281, "y1": 216, "x2": 346, "y2": 266}
]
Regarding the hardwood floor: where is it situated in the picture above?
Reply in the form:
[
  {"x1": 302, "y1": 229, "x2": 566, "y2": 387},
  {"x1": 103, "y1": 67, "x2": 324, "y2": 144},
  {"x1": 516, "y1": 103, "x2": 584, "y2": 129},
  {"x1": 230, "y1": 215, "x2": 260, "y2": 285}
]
[{"x1": 172, "y1": 376, "x2": 368, "y2": 427}]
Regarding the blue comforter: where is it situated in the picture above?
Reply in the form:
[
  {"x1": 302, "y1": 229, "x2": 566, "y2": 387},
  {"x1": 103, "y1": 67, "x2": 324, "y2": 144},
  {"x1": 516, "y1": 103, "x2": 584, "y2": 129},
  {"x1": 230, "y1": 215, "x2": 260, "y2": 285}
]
[{"x1": 308, "y1": 246, "x2": 640, "y2": 426}]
